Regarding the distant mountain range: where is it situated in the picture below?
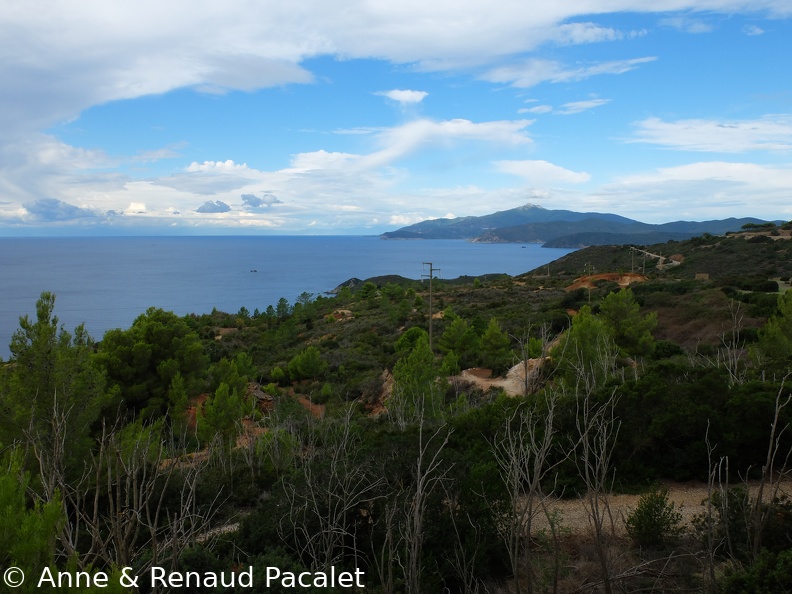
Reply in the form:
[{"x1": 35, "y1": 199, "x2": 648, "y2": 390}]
[{"x1": 380, "y1": 203, "x2": 772, "y2": 247}]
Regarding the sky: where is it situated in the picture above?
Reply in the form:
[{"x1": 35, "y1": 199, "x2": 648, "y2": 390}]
[{"x1": 1, "y1": 1, "x2": 792, "y2": 236}]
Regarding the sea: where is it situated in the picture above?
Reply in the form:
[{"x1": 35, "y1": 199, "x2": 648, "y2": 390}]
[{"x1": 0, "y1": 236, "x2": 576, "y2": 359}]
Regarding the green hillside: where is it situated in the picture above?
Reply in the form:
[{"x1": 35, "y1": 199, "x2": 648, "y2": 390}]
[{"x1": 3, "y1": 225, "x2": 792, "y2": 593}]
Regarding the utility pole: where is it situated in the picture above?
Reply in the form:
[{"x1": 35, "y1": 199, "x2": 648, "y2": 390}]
[{"x1": 422, "y1": 262, "x2": 440, "y2": 352}]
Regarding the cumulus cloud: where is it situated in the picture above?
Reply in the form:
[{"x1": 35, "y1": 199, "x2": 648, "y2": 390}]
[
  {"x1": 126, "y1": 202, "x2": 147, "y2": 214},
  {"x1": 152, "y1": 160, "x2": 258, "y2": 194},
  {"x1": 743, "y1": 24, "x2": 765, "y2": 35},
  {"x1": 482, "y1": 57, "x2": 656, "y2": 88},
  {"x1": 195, "y1": 200, "x2": 232, "y2": 213},
  {"x1": 495, "y1": 160, "x2": 591, "y2": 185},
  {"x1": 241, "y1": 193, "x2": 283, "y2": 208},
  {"x1": 375, "y1": 89, "x2": 429, "y2": 104},
  {"x1": 186, "y1": 160, "x2": 252, "y2": 173},
  {"x1": 23, "y1": 198, "x2": 97, "y2": 222},
  {"x1": 629, "y1": 116, "x2": 792, "y2": 152}
]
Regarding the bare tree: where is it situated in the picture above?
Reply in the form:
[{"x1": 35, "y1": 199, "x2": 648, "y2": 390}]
[
  {"x1": 369, "y1": 494, "x2": 404, "y2": 594},
  {"x1": 698, "y1": 300, "x2": 749, "y2": 386},
  {"x1": 443, "y1": 484, "x2": 487, "y2": 594},
  {"x1": 489, "y1": 388, "x2": 562, "y2": 594},
  {"x1": 575, "y1": 388, "x2": 621, "y2": 594},
  {"x1": 34, "y1": 418, "x2": 222, "y2": 593},
  {"x1": 703, "y1": 422, "x2": 729, "y2": 593},
  {"x1": 280, "y1": 405, "x2": 385, "y2": 572},
  {"x1": 748, "y1": 375, "x2": 791, "y2": 559},
  {"x1": 400, "y1": 402, "x2": 452, "y2": 594}
]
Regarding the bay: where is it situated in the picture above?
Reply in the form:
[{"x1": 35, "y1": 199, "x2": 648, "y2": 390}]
[{"x1": 0, "y1": 236, "x2": 575, "y2": 359}]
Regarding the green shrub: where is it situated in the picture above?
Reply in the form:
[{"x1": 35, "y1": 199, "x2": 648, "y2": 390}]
[
  {"x1": 653, "y1": 339, "x2": 685, "y2": 359},
  {"x1": 721, "y1": 548, "x2": 792, "y2": 594},
  {"x1": 626, "y1": 486, "x2": 683, "y2": 548}
]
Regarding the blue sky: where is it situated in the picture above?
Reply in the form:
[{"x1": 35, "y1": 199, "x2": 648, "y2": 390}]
[{"x1": 1, "y1": 1, "x2": 792, "y2": 235}]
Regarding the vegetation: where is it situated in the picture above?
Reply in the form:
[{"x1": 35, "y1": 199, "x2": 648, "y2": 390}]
[
  {"x1": 625, "y1": 486, "x2": 683, "y2": 548},
  {"x1": 2, "y1": 230, "x2": 792, "y2": 593}
]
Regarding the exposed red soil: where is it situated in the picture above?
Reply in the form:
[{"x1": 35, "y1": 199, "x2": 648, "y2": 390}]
[
  {"x1": 297, "y1": 395, "x2": 326, "y2": 418},
  {"x1": 566, "y1": 273, "x2": 648, "y2": 292}
]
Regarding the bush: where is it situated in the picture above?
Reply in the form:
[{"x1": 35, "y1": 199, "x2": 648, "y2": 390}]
[
  {"x1": 721, "y1": 548, "x2": 792, "y2": 594},
  {"x1": 626, "y1": 486, "x2": 683, "y2": 548},
  {"x1": 652, "y1": 339, "x2": 685, "y2": 359}
]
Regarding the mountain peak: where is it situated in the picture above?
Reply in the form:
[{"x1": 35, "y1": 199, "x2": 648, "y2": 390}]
[{"x1": 521, "y1": 203, "x2": 546, "y2": 210}]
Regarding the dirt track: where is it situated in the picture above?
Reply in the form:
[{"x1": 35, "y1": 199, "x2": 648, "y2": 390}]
[{"x1": 534, "y1": 480, "x2": 792, "y2": 536}]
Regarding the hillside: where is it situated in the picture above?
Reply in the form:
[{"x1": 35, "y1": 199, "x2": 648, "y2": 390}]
[
  {"x1": 4, "y1": 223, "x2": 792, "y2": 594},
  {"x1": 531, "y1": 225, "x2": 792, "y2": 280}
]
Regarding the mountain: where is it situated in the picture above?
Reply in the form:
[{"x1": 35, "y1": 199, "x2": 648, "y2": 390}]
[
  {"x1": 379, "y1": 203, "x2": 637, "y2": 240},
  {"x1": 381, "y1": 203, "x2": 772, "y2": 246}
]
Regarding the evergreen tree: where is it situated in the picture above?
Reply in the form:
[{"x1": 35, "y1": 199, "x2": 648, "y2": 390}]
[
  {"x1": 754, "y1": 289, "x2": 792, "y2": 373},
  {"x1": 439, "y1": 316, "x2": 480, "y2": 369},
  {"x1": 598, "y1": 288, "x2": 657, "y2": 358},
  {"x1": 392, "y1": 335, "x2": 443, "y2": 425},
  {"x1": 480, "y1": 318, "x2": 513, "y2": 376},
  {"x1": 2, "y1": 292, "x2": 111, "y2": 477},
  {"x1": 95, "y1": 307, "x2": 208, "y2": 420},
  {"x1": 198, "y1": 382, "x2": 248, "y2": 441},
  {"x1": 553, "y1": 305, "x2": 619, "y2": 392}
]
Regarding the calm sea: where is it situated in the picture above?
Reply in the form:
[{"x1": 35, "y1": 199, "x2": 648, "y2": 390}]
[{"x1": 0, "y1": 236, "x2": 575, "y2": 359}]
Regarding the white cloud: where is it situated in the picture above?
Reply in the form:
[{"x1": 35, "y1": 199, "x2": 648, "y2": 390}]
[
  {"x1": 289, "y1": 150, "x2": 361, "y2": 171},
  {"x1": 359, "y1": 118, "x2": 533, "y2": 169},
  {"x1": 622, "y1": 161, "x2": 792, "y2": 186},
  {"x1": 126, "y1": 202, "x2": 147, "y2": 214},
  {"x1": 0, "y1": 134, "x2": 126, "y2": 210},
  {"x1": 630, "y1": 115, "x2": 792, "y2": 152},
  {"x1": 6, "y1": 1, "x2": 787, "y2": 140},
  {"x1": 482, "y1": 57, "x2": 656, "y2": 88},
  {"x1": 495, "y1": 160, "x2": 591, "y2": 184},
  {"x1": 659, "y1": 16, "x2": 714, "y2": 33},
  {"x1": 550, "y1": 22, "x2": 622, "y2": 44},
  {"x1": 3, "y1": 1, "x2": 792, "y2": 233},
  {"x1": 592, "y1": 161, "x2": 792, "y2": 222},
  {"x1": 743, "y1": 24, "x2": 766, "y2": 35},
  {"x1": 519, "y1": 105, "x2": 553, "y2": 114},
  {"x1": 557, "y1": 98, "x2": 611, "y2": 114},
  {"x1": 388, "y1": 214, "x2": 422, "y2": 226},
  {"x1": 186, "y1": 160, "x2": 253, "y2": 173},
  {"x1": 375, "y1": 89, "x2": 429, "y2": 104}
]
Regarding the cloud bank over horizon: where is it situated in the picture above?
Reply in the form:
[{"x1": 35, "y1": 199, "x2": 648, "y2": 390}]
[{"x1": 1, "y1": 0, "x2": 791, "y2": 235}]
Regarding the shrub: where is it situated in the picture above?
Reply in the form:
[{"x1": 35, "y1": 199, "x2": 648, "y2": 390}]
[
  {"x1": 721, "y1": 549, "x2": 792, "y2": 594},
  {"x1": 626, "y1": 486, "x2": 683, "y2": 548},
  {"x1": 653, "y1": 339, "x2": 685, "y2": 359}
]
